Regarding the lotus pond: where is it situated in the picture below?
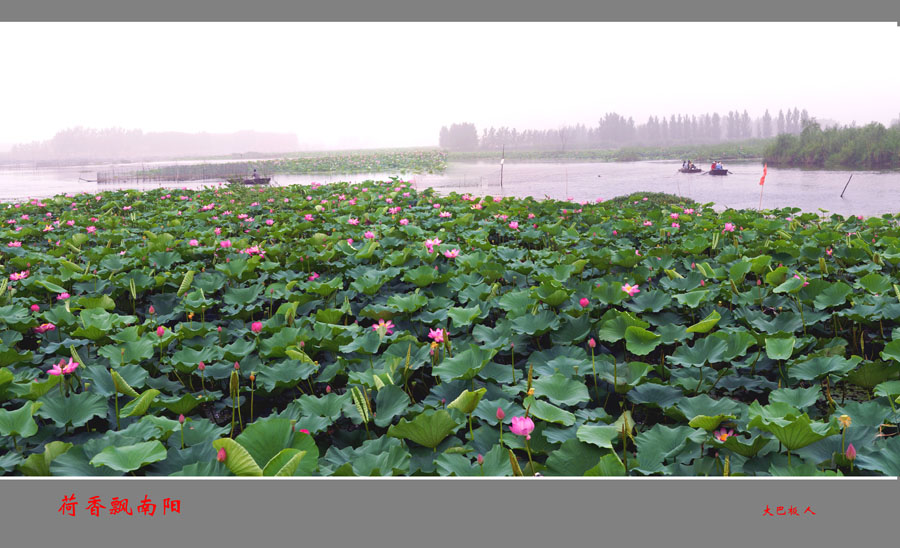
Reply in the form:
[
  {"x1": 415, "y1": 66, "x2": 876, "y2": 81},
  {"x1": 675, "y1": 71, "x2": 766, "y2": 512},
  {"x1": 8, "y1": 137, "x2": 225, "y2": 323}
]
[{"x1": 1, "y1": 181, "x2": 899, "y2": 477}]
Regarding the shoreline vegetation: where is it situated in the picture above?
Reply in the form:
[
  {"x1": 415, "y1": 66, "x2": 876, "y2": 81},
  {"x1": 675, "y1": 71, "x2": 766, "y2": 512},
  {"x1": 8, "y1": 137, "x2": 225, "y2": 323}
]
[
  {"x1": 763, "y1": 122, "x2": 900, "y2": 170},
  {"x1": 1, "y1": 181, "x2": 898, "y2": 477}
]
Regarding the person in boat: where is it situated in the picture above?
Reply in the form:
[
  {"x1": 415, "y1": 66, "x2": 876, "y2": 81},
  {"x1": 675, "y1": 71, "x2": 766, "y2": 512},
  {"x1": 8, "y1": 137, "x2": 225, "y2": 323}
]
[
  {"x1": 252, "y1": 168, "x2": 259, "y2": 179},
  {"x1": 711, "y1": 161, "x2": 716, "y2": 171},
  {"x1": 682, "y1": 160, "x2": 687, "y2": 169},
  {"x1": 716, "y1": 162, "x2": 723, "y2": 170}
]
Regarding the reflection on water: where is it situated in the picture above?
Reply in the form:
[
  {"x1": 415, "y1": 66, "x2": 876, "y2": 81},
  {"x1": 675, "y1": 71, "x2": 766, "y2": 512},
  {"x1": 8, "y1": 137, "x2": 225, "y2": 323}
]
[{"x1": 2, "y1": 160, "x2": 899, "y2": 217}]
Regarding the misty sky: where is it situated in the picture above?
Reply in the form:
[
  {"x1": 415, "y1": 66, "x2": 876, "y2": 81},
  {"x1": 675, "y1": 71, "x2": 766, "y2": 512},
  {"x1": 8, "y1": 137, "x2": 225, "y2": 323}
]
[{"x1": 1, "y1": 22, "x2": 898, "y2": 150}]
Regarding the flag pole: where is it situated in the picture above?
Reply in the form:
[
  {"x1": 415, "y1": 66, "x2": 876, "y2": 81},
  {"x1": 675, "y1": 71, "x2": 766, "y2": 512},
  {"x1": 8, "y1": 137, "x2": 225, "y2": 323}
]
[{"x1": 758, "y1": 163, "x2": 767, "y2": 210}]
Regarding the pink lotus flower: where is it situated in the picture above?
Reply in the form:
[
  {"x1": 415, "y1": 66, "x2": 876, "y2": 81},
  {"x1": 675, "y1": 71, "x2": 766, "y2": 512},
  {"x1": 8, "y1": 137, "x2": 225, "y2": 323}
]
[
  {"x1": 428, "y1": 328, "x2": 445, "y2": 343},
  {"x1": 579, "y1": 297, "x2": 590, "y2": 308},
  {"x1": 251, "y1": 321, "x2": 263, "y2": 333},
  {"x1": 347, "y1": 238, "x2": 354, "y2": 245},
  {"x1": 443, "y1": 249, "x2": 460, "y2": 259},
  {"x1": 826, "y1": 248, "x2": 833, "y2": 256},
  {"x1": 188, "y1": 239, "x2": 199, "y2": 247},
  {"x1": 588, "y1": 337, "x2": 596, "y2": 348},
  {"x1": 527, "y1": 213, "x2": 535, "y2": 219},
  {"x1": 235, "y1": 361, "x2": 240, "y2": 370},
  {"x1": 433, "y1": 203, "x2": 441, "y2": 209},
  {"x1": 372, "y1": 318, "x2": 395, "y2": 335},
  {"x1": 66, "y1": 220, "x2": 75, "y2": 226},
  {"x1": 670, "y1": 213, "x2": 679, "y2": 220},
  {"x1": 30, "y1": 304, "x2": 40, "y2": 312},
  {"x1": 348, "y1": 217, "x2": 359, "y2": 225},
  {"x1": 723, "y1": 223, "x2": 735, "y2": 232},
  {"x1": 399, "y1": 218, "x2": 409, "y2": 225},
  {"x1": 671, "y1": 222, "x2": 680, "y2": 228},
  {"x1": 48, "y1": 362, "x2": 66, "y2": 376},
  {"x1": 643, "y1": 221, "x2": 652, "y2": 226},
  {"x1": 612, "y1": 230, "x2": 617, "y2": 236},
  {"x1": 7, "y1": 241, "x2": 21, "y2": 247},
  {"x1": 845, "y1": 443, "x2": 857, "y2": 461},
  {"x1": 266, "y1": 219, "x2": 274, "y2": 226},
  {"x1": 509, "y1": 221, "x2": 519, "y2": 230},
  {"x1": 198, "y1": 361, "x2": 205, "y2": 371},
  {"x1": 510, "y1": 416, "x2": 535, "y2": 440},
  {"x1": 34, "y1": 322, "x2": 56, "y2": 334},
  {"x1": 86, "y1": 226, "x2": 97, "y2": 234},
  {"x1": 439, "y1": 211, "x2": 452, "y2": 218},
  {"x1": 9, "y1": 270, "x2": 29, "y2": 281},
  {"x1": 621, "y1": 283, "x2": 640, "y2": 296},
  {"x1": 309, "y1": 272, "x2": 319, "y2": 281},
  {"x1": 684, "y1": 208, "x2": 695, "y2": 215},
  {"x1": 304, "y1": 214, "x2": 314, "y2": 221},
  {"x1": 214, "y1": 227, "x2": 222, "y2": 235},
  {"x1": 714, "y1": 428, "x2": 734, "y2": 442},
  {"x1": 364, "y1": 231, "x2": 375, "y2": 239},
  {"x1": 157, "y1": 326, "x2": 165, "y2": 338},
  {"x1": 57, "y1": 292, "x2": 70, "y2": 300},
  {"x1": 217, "y1": 447, "x2": 227, "y2": 462},
  {"x1": 220, "y1": 240, "x2": 232, "y2": 248}
]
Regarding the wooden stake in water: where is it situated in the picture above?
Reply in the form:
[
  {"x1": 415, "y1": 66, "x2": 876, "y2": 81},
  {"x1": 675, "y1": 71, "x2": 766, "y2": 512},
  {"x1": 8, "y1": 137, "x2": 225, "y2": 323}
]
[{"x1": 840, "y1": 174, "x2": 853, "y2": 198}]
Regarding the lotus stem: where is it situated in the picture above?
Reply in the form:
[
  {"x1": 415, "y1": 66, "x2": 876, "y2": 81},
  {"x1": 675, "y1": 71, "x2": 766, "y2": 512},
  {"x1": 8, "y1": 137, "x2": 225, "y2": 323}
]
[{"x1": 525, "y1": 439, "x2": 535, "y2": 476}]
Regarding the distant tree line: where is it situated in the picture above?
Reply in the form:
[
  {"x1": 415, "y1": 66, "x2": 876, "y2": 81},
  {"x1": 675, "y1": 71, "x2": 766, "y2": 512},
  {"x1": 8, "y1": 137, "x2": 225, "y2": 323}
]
[
  {"x1": 440, "y1": 108, "x2": 815, "y2": 150},
  {"x1": 763, "y1": 120, "x2": 900, "y2": 169},
  {"x1": 5, "y1": 127, "x2": 299, "y2": 163}
]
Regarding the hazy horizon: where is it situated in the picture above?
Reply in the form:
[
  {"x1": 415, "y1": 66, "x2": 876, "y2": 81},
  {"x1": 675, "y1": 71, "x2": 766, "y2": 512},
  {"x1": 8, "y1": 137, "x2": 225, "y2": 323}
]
[{"x1": 1, "y1": 22, "x2": 898, "y2": 153}]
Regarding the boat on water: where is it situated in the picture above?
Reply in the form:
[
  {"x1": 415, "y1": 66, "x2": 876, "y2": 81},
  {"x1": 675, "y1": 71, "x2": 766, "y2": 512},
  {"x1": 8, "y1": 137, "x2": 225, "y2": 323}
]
[
  {"x1": 708, "y1": 169, "x2": 730, "y2": 176},
  {"x1": 228, "y1": 177, "x2": 271, "y2": 185},
  {"x1": 679, "y1": 167, "x2": 702, "y2": 173}
]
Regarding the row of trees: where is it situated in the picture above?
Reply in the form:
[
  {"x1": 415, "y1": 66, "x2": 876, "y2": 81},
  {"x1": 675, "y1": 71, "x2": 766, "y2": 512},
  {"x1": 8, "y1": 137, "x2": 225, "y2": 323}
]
[
  {"x1": 6, "y1": 127, "x2": 300, "y2": 163},
  {"x1": 763, "y1": 121, "x2": 900, "y2": 169},
  {"x1": 441, "y1": 108, "x2": 813, "y2": 150}
]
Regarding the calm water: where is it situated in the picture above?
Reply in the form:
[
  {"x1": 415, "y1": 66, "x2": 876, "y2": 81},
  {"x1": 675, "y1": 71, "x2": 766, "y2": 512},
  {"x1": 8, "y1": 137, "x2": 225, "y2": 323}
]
[{"x1": 2, "y1": 160, "x2": 898, "y2": 217}]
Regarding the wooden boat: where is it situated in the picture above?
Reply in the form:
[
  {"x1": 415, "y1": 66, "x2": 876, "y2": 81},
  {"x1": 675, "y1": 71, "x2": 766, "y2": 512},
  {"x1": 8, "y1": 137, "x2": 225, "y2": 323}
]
[
  {"x1": 708, "y1": 169, "x2": 730, "y2": 176},
  {"x1": 228, "y1": 177, "x2": 271, "y2": 185},
  {"x1": 679, "y1": 167, "x2": 702, "y2": 173}
]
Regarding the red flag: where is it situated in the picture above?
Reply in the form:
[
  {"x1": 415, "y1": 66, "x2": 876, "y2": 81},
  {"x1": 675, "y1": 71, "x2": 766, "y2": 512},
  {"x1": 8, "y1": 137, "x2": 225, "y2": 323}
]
[{"x1": 759, "y1": 163, "x2": 767, "y2": 186}]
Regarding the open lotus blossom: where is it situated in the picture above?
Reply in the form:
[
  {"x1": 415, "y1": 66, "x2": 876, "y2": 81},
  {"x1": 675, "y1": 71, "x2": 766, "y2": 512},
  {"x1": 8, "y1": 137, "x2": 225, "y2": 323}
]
[
  {"x1": 714, "y1": 428, "x2": 734, "y2": 442},
  {"x1": 48, "y1": 358, "x2": 79, "y2": 376},
  {"x1": 34, "y1": 322, "x2": 56, "y2": 334},
  {"x1": 9, "y1": 270, "x2": 29, "y2": 281},
  {"x1": 428, "y1": 328, "x2": 445, "y2": 343},
  {"x1": 8, "y1": 241, "x2": 21, "y2": 247},
  {"x1": 443, "y1": 249, "x2": 460, "y2": 258},
  {"x1": 671, "y1": 222, "x2": 680, "y2": 228},
  {"x1": 304, "y1": 214, "x2": 314, "y2": 221},
  {"x1": 723, "y1": 223, "x2": 736, "y2": 232},
  {"x1": 684, "y1": 208, "x2": 695, "y2": 214},
  {"x1": 826, "y1": 248, "x2": 833, "y2": 256},
  {"x1": 57, "y1": 292, "x2": 70, "y2": 300},
  {"x1": 670, "y1": 213, "x2": 680, "y2": 219},
  {"x1": 509, "y1": 221, "x2": 519, "y2": 230},
  {"x1": 348, "y1": 217, "x2": 359, "y2": 225},
  {"x1": 86, "y1": 226, "x2": 97, "y2": 233},
  {"x1": 364, "y1": 231, "x2": 376, "y2": 239},
  {"x1": 372, "y1": 319, "x2": 395, "y2": 335},
  {"x1": 643, "y1": 221, "x2": 652, "y2": 226},
  {"x1": 309, "y1": 272, "x2": 319, "y2": 281},
  {"x1": 439, "y1": 211, "x2": 452, "y2": 218},
  {"x1": 621, "y1": 283, "x2": 640, "y2": 296},
  {"x1": 510, "y1": 416, "x2": 536, "y2": 440},
  {"x1": 220, "y1": 240, "x2": 232, "y2": 248},
  {"x1": 399, "y1": 218, "x2": 409, "y2": 225},
  {"x1": 266, "y1": 219, "x2": 274, "y2": 225},
  {"x1": 189, "y1": 239, "x2": 199, "y2": 246}
]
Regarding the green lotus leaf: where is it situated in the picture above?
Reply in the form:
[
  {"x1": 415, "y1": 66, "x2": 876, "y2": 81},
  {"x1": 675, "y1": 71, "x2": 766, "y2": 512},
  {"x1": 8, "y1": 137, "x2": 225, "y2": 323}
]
[
  {"x1": 765, "y1": 335, "x2": 796, "y2": 361},
  {"x1": 120, "y1": 389, "x2": 161, "y2": 417},
  {"x1": 846, "y1": 360, "x2": 900, "y2": 389},
  {"x1": 576, "y1": 424, "x2": 621, "y2": 449},
  {"x1": 769, "y1": 386, "x2": 822, "y2": 409},
  {"x1": 668, "y1": 336, "x2": 728, "y2": 367},
  {"x1": 543, "y1": 439, "x2": 606, "y2": 476},
  {"x1": 387, "y1": 409, "x2": 461, "y2": 449},
  {"x1": 583, "y1": 452, "x2": 627, "y2": 476},
  {"x1": 374, "y1": 385, "x2": 411, "y2": 428},
  {"x1": 624, "y1": 326, "x2": 662, "y2": 355},
  {"x1": 432, "y1": 344, "x2": 497, "y2": 382},
  {"x1": 36, "y1": 392, "x2": 107, "y2": 428},
  {"x1": 211, "y1": 438, "x2": 263, "y2": 476},
  {"x1": 688, "y1": 414, "x2": 736, "y2": 431},
  {"x1": 718, "y1": 434, "x2": 772, "y2": 458},
  {"x1": 533, "y1": 373, "x2": 590, "y2": 407},
  {"x1": 597, "y1": 310, "x2": 649, "y2": 343},
  {"x1": 813, "y1": 282, "x2": 852, "y2": 310},
  {"x1": 510, "y1": 310, "x2": 560, "y2": 336},
  {"x1": 261, "y1": 448, "x2": 306, "y2": 476},
  {"x1": 789, "y1": 355, "x2": 862, "y2": 381},
  {"x1": 90, "y1": 440, "x2": 168, "y2": 473},
  {"x1": 0, "y1": 401, "x2": 42, "y2": 439},
  {"x1": 747, "y1": 412, "x2": 837, "y2": 451},
  {"x1": 447, "y1": 387, "x2": 487, "y2": 415},
  {"x1": 18, "y1": 441, "x2": 73, "y2": 476},
  {"x1": 685, "y1": 310, "x2": 721, "y2": 334},
  {"x1": 523, "y1": 396, "x2": 576, "y2": 426}
]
